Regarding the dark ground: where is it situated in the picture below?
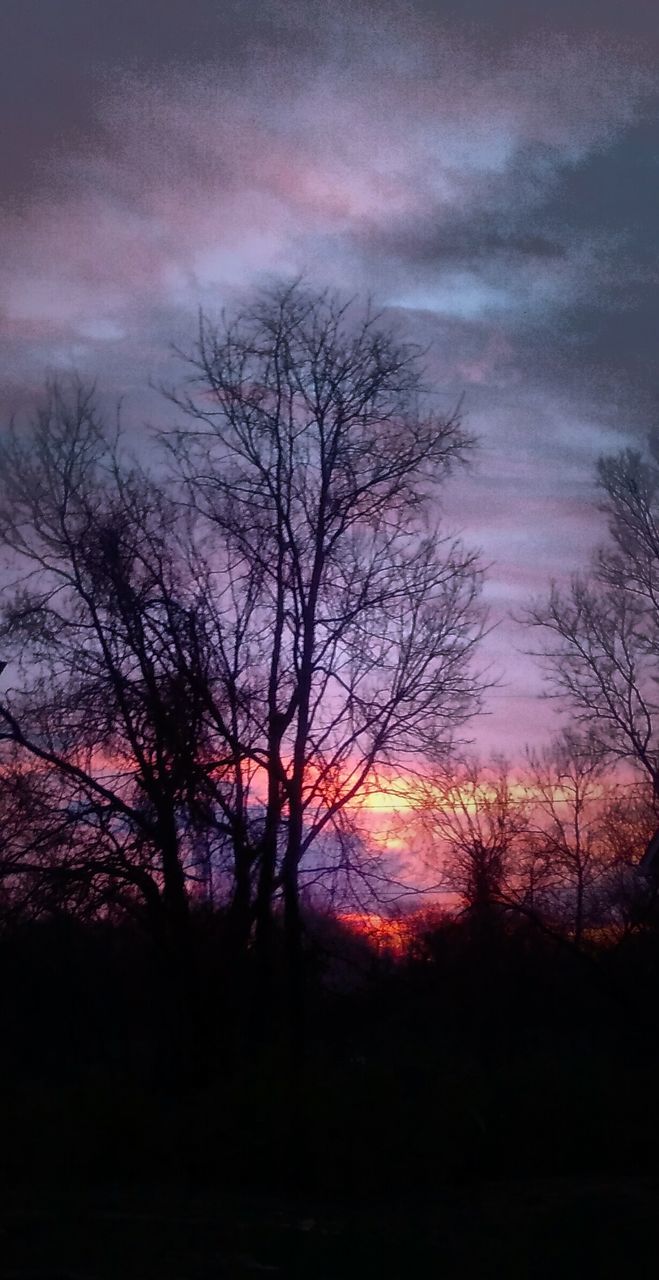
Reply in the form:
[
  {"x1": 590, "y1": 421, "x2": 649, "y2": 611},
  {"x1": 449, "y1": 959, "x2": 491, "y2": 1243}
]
[
  {"x1": 4, "y1": 914, "x2": 659, "y2": 1276},
  {"x1": 2, "y1": 1179, "x2": 659, "y2": 1278}
]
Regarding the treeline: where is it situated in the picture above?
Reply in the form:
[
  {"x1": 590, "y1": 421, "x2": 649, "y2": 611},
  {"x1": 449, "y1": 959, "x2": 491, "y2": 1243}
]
[
  {"x1": 3, "y1": 280, "x2": 659, "y2": 1191},
  {"x1": 406, "y1": 745, "x2": 656, "y2": 947}
]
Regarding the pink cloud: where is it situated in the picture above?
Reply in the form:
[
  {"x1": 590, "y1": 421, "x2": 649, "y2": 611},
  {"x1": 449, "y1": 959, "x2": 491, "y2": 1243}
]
[{"x1": 2, "y1": 12, "x2": 653, "y2": 763}]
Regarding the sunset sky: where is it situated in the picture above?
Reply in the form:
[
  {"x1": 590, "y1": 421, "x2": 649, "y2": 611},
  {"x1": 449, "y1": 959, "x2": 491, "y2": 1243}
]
[{"x1": 2, "y1": 0, "x2": 657, "y2": 760}]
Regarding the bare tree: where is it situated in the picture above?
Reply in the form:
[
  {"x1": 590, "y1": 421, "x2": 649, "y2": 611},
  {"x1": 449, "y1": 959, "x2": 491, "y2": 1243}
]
[
  {"x1": 0, "y1": 383, "x2": 223, "y2": 1069},
  {"x1": 527, "y1": 448, "x2": 659, "y2": 804},
  {"x1": 165, "y1": 279, "x2": 486, "y2": 1038},
  {"x1": 416, "y1": 756, "x2": 531, "y2": 919},
  {"x1": 526, "y1": 731, "x2": 613, "y2": 946},
  {"x1": 0, "y1": 284, "x2": 487, "y2": 1059}
]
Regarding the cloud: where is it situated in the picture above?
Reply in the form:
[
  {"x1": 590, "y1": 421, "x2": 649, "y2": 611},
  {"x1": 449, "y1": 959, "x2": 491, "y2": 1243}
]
[{"x1": 1, "y1": 0, "x2": 657, "y2": 754}]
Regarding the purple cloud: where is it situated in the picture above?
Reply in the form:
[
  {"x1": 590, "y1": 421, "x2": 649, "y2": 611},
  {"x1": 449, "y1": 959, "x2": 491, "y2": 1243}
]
[{"x1": 1, "y1": 0, "x2": 657, "y2": 757}]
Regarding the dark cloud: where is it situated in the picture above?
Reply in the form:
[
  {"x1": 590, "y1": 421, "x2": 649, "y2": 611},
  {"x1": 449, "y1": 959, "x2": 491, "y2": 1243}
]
[
  {"x1": 358, "y1": 216, "x2": 567, "y2": 271},
  {"x1": 2, "y1": 0, "x2": 657, "y2": 753}
]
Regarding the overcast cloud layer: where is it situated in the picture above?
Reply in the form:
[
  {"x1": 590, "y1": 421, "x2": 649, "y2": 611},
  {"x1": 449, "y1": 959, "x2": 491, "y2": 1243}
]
[{"x1": 2, "y1": 0, "x2": 657, "y2": 755}]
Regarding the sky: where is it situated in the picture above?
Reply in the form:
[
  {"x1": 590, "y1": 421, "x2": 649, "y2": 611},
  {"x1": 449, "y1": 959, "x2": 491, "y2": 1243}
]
[{"x1": 1, "y1": 0, "x2": 658, "y2": 760}]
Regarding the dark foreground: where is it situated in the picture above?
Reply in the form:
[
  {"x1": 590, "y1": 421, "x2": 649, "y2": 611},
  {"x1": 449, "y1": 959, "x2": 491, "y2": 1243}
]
[
  {"x1": 2, "y1": 1180, "x2": 659, "y2": 1278},
  {"x1": 5, "y1": 914, "x2": 659, "y2": 1275}
]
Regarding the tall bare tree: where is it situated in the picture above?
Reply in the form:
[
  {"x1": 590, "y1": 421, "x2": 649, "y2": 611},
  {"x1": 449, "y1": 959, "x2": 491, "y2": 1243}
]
[
  {"x1": 165, "y1": 279, "x2": 486, "y2": 1037},
  {"x1": 0, "y1": 283, "x2": 487, "y2": 1057}
]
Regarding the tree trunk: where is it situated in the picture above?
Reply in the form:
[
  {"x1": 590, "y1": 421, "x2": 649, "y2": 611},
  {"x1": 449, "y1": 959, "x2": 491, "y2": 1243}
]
[
  {"x1": 157, "y1": 813, "x2": 206, "y2": 1086},
  {"x1": 282, "y1": 799, "x2": 305, "y2": 1067},
  {"x1": 252, "y1": 750, "x2": 284, "y2": 1046},
  {"x1": 574, "y1": 870, "x2": 584, "y2": 949}
]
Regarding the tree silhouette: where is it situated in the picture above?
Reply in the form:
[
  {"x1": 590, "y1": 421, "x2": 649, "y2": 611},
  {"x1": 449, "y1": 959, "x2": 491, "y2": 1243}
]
[
  {"x1": 527, "y1": 731, "x2": 612, "y2": 946},
  {"x1": 0, "y1": 283, "x2": 487, "y2": 1055},
  {"x1": 527, "y1": 448, "x2": 659, "y2": 805},
  {"x1": 164, "y1": 280, "x2": 486, "y2": 1044},
  {"x1": 0, "y1": 383, "x2": 216, "y2": 1071}
]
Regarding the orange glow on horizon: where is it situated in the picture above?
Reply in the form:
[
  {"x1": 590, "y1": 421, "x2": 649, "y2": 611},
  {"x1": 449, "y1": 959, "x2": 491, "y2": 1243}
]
[{"x1": 339, "y1": 911, "x2": 413, "y2": 955}]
